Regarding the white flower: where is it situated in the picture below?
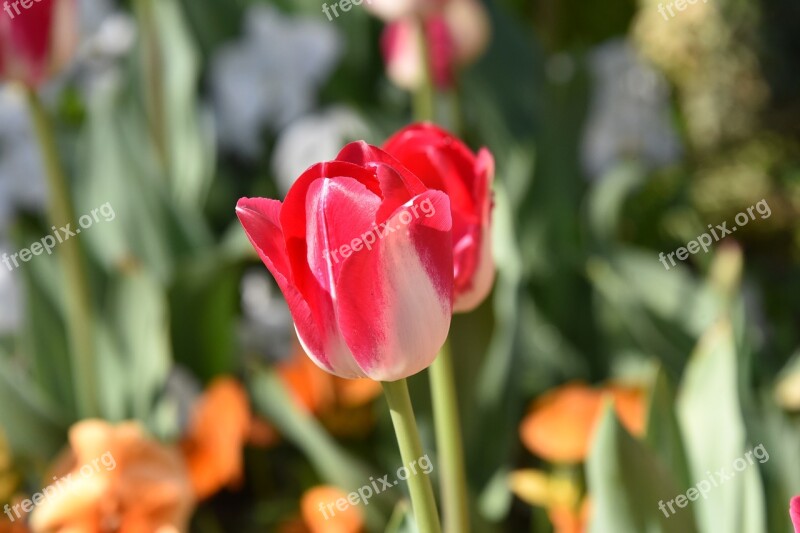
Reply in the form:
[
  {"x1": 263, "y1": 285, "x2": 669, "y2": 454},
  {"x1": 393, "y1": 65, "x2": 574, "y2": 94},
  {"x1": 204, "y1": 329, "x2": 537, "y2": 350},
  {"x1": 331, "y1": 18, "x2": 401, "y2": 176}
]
[
  {"x1": 271, "y1": 106, "x2": 370, "y2": 195},
  {"x1": 210, "y1": 5, "x2": 343, "y2": 158},
  {"x1": 581, "y1": 39, "x2": 682, "y2": 179}
]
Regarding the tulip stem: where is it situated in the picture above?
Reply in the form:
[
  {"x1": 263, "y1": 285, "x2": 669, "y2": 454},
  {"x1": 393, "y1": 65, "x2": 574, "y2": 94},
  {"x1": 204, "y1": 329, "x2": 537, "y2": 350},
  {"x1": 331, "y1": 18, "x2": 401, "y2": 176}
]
[
  {"x1": 429, "y1": 341, "x2": 470, "y2": 533},
  {"x1": 26, "y1": 88, "x2": 99, "y2": 417},
  {"x1": 381, "y1": 379, "x2": 442, "y2": 533},
  {"x1": 413, "y1": 16, "x2": 436, "y2": 123}
]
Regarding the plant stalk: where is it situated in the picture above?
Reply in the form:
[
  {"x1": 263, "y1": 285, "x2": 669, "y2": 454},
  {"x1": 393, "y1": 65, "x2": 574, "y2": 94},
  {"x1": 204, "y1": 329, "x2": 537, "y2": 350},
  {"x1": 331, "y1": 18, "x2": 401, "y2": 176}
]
[
  {"x1": 26, "y1": 88, "x2": 99, "y2": 417},
  {"x1": 429, "y1": 341, "x2": 470, "y2": 532},
  {"x1": 382, "y1": 378, "x2": 442, "y2": 533}
]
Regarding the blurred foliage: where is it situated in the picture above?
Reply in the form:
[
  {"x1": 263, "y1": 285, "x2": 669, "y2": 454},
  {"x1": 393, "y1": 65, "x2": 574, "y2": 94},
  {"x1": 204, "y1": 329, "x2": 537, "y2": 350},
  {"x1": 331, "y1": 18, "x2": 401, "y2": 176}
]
[{"x1": 0, "y1": 0, "x2": 799, "y2": 531}]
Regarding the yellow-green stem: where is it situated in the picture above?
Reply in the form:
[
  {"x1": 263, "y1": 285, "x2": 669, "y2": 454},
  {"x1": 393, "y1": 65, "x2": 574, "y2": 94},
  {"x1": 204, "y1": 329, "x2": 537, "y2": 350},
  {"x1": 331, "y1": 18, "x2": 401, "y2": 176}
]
[
  {"x1": 26, "y1": 89, "x2": 99, "y2": 417},
  {"x1": 382, "y1": 379, "x2": 442, "y2": 533},
  {"x1": 429, "y1": 341, "x2": 470, "y2": 533},
  {"x1": 413, "y1": 16, "x2": 436, "y2": 123}
]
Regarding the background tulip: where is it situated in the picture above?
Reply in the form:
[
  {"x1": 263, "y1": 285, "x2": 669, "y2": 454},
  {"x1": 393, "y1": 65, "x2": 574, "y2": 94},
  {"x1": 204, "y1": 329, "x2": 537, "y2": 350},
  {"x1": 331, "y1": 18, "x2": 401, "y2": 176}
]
[
  {"x1": 380, "y1": 0, "x2": 490, "y2": 91},
  {"x1": 364, "y1": 0, "x2": 446, "y2": 22},
  {"x1": 237, "y1": 142, "x2": 454, "y2": 381},
  {"x1": 384, "y1": 123, "x2": 495, "y2": 312},
  {"x1": 0, "y1": 0, "x2": 76, "y2": 87}
]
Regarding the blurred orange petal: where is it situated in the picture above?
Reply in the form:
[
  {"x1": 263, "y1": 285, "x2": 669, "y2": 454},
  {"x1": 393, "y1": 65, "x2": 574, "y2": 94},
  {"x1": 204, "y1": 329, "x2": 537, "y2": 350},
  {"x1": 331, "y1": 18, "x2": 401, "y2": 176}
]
[
  {"x1": 520, "y1": 383, "x2": 600, "y2": 463},
  {"x1": 300, "y1": 486, "x2": 363, "y2": 533},
  {"x1": 30, "y1": 420, "x2": 193, "y2": 533},
  {"x1": 278, "y1": 345, "x2": 336, "y2": 414},
  {"x1": 606, "y1": 385, "x2": 646, "y2": 437},
  {"x1": 181, "y1": 377, "x2": 251, "y2": 500},
  {"x1": 520, "y1": 382, "x2": 646, "y2": 463},
  {"x1": 332, "y1": 378, "x2": 382, "y2": 409},
  {"x1": 548, "y1": 498, "x2": 591, "y2": 533}
]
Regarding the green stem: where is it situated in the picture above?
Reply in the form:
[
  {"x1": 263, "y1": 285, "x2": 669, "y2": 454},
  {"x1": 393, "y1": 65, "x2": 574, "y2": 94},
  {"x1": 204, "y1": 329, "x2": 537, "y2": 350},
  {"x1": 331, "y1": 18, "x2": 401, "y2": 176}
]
[
  {"x1": 412, "y1": 16, "x2": 436, "y2": 123},
  {"x1": 429, "y1": 341, "x2": 470, "y2": 533},
  {"x1": 382, "y1": 379, "x2": 442, "y2": 533},
  {"x1": 26, "y1": 89, "x2": 99, "y2": 417}
]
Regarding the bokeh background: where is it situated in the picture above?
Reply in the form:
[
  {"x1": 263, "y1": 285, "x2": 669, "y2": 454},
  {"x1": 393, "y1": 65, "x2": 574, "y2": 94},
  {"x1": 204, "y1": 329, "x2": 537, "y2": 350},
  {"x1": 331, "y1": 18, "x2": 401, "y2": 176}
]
[{"x1": 1, "y1": 0, "x2": 800, "y2": 531}]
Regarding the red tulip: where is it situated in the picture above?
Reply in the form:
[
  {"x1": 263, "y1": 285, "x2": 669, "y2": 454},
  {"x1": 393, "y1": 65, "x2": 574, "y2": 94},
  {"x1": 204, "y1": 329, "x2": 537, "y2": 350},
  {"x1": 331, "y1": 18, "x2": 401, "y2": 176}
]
[
  {"x1": 0, "y1": 0, "x2": 76, "y2": 88},
  {"x1": 384, "y1": 123, "x2": 495, "y2": 312},
  {"x1": 791, "y1": 496, "x2": 800, "y2": 533},
  {"x1": 380, "y1": 0, "x2": 490, "y2": 91},
  {"x1": 236, "y1": 143, "x2": 454, "y2": 381}
]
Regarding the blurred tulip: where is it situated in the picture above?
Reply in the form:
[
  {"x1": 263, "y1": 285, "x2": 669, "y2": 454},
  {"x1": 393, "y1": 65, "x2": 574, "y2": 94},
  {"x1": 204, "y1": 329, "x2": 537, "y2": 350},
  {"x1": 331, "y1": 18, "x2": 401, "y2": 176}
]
[
  {"x1": 180, "y1": 378, "x2": 251, "y2": 501},
  {"x1": 300, "y1": 486, "x2": 363, "y2": 533},
  {"x1": 791, "y1": 496, "x2": 800, "y2": 533},
  {"x1": 519, "y1": 382, "x2": 646, "y2": 463},
  {"x1": 384, "y1": 123, "x2": 495, "y2": 311},
  {"x1": 0, "y1": 0, "x2": 77, "y2": 88},
  {"x1": 236, "y1": 142, "x2": 454, "y2": 381},
  {"x1": 381, "y1": 0, "x2": 490, "y2": 91},
  {"x1": 364, "y1": 0, "x2": 446, "y2": 22},
  {"x1": 30, "y1": 420, "x2": 194, "y2": 533}
]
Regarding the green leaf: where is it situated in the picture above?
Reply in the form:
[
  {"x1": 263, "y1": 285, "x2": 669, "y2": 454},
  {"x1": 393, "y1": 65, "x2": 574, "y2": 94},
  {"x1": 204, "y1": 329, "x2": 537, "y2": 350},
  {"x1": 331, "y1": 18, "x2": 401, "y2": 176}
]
[
  {"x1": 110, "y1": 271, "x2": 172, "y2": 420},
  {"x1": 645, "y1": 366, "x2": 692, "y2": 491},
  {"x1": 0, "y1": 356, "x2": 65, "y2": 460},
  {"x1": 152, "y1": 0, "x2": 215, "y2": 209},
  {"x1": 587, "y1": 403, "x2": 699, "y2": 533},
  {"x1": 677, "y1": 320, "x2": 767, "y2": 533}
]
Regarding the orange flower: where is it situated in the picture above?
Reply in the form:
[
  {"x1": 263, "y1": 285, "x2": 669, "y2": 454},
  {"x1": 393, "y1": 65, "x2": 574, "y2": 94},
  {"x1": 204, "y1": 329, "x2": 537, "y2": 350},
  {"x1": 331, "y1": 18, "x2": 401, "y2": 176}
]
[
  {"x1": 300, "y1": 486, "x2": 363, "y2": 533},
  {"x1": 30, "y1": 420, "x2": 194, "y2": 533},
  {"x1": 274, "y1": 342, "x2": 382, "y2": 439},
  {"x1": 180, "y1": 377, "x2": 251, "y2": 501},
  {"x1": 548, "y1": 498, "x2": 591, "y2": 533},
  {"x1": 519, "y1": 382, "x2": 646, "y2": 463}
]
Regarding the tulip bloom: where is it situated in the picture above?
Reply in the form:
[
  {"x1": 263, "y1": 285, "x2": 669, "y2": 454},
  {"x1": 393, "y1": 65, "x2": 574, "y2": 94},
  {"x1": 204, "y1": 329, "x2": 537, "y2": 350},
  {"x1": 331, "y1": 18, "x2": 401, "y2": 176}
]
[
  {"x1": 236, "y1": 143, "x2": 454, "y2": 381},
  {"x1": 384, "y1": 123, "x2": 495, "y2": 312},
  {"x1": 364, "y1": 0, "x2": 446, "y2": 22},
  {"x1": 380, "y1": 0, "x2": 490, "y2": 91},
  {"x1": 0, "y1": 0, "x2": 76, "y2": 87}
]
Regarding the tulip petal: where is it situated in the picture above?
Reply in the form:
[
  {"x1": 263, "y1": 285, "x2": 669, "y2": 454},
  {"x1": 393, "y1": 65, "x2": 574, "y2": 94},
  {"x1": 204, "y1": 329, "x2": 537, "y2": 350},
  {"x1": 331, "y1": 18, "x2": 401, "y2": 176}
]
[
  {"x1": 791, "y1": 496, "x2": 800, "y2": 533},
  {"x1": 236, "y1": 197, "x2": 325, "y2": 361},
  {"x1": 337, "y1": 141, "x2": 428, "y2": 197},
  {"x1": 335, "y1": 190, "x2": 453, "y2": 380},
  {"x1": 302, "y1": 175, "x2": 382, "y2": 377}
]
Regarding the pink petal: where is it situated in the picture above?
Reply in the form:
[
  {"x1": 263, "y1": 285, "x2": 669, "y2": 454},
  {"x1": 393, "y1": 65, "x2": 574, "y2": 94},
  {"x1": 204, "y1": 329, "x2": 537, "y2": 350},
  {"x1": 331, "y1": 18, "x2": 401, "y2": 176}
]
[
  {"x1": 301, "y1": 176, "x2": 382, "y2": 377},
  {"x1": 335, "y1": 190, "x2": 453, "y2": 381},
  {"x1": 236, "y1": 197, "x2": 325, "y2": 367},
  {"x1": 791, "y1": 496, "x2": 800, "y2": 533},
  {"x1": 337, "y1": 142, "x2": 428, "y2": 199}
]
